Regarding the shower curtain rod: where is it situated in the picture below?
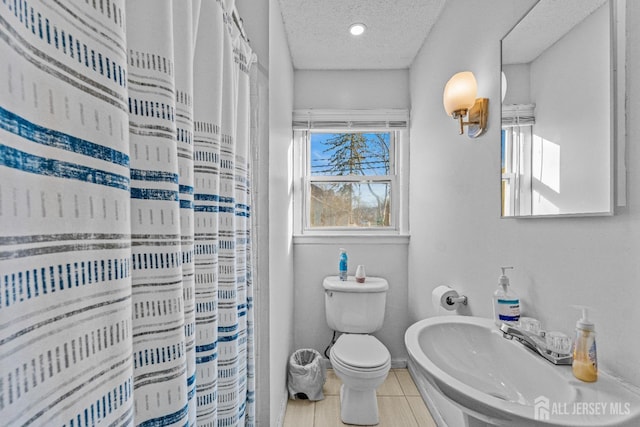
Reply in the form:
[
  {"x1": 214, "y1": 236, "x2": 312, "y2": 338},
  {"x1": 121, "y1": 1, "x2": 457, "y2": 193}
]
[{"x1": 231, "y1": 8, "x2": 249, "y2": 42}]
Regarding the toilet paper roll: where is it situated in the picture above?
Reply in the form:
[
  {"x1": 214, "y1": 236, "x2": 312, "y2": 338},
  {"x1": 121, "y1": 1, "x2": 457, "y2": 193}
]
[{"x1": 432, "y1": 285, "x2": 459, "y2": 311}]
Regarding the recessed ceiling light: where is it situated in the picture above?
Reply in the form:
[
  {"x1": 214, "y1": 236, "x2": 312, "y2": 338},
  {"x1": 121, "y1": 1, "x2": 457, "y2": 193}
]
[{"x1": 349, "y1": 23, "x2": 366, "y2": 36}]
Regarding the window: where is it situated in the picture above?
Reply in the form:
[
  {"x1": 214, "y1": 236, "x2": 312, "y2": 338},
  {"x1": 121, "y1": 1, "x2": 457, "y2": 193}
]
[
  {"x1": 501, "y1": 104, "x2": 535, "y2": 216},
  {"x1": 292, "y1": 108, "x2": 409, "y2": 236},
  {"x1": 307, "y1": 131, "x2": 395, "y2": 229}
]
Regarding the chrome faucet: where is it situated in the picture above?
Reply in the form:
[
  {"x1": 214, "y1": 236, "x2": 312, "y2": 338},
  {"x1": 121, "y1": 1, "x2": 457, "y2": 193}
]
[{"x1": 500, "y1": 323, "x2": 573, "y2": 365}]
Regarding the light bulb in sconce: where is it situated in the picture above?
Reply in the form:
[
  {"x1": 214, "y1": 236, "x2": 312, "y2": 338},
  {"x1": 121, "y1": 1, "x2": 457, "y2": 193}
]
[
  {"x1": 443, "y1": 71, "x2": 477, "y2": 116},
  {"x1": 443, "y1": 71, "x2": 489, "y2": 138}
]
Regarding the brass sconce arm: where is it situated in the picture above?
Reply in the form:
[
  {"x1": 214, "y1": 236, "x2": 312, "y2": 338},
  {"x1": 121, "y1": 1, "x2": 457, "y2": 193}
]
[{"x1": 451, "y1": 98, "x2": 489, "y2": 138}]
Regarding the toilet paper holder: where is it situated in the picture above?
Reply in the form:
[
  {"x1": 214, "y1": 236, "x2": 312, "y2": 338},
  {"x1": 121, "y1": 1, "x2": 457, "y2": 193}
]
[
  {"x1": 432, "y1": 285, "x2": 468, "y2": 311},
  {"x1": 446, "y1": 294, "x2": 468, "y2": 306}
]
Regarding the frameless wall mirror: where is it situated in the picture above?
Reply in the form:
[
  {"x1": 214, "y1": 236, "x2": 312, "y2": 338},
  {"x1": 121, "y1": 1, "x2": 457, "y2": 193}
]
[{"x1": 500, "y1": 0, "x2": 624, "y2": 218}]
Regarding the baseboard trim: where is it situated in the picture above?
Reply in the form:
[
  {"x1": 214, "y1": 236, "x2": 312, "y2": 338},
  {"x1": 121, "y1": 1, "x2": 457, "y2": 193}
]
[
  {"x1": 275, "y1": 391, "x2": 288, "y2": 427},
  {"x1": 391, "y1": 358, "x2": 408, "y2": 369}
]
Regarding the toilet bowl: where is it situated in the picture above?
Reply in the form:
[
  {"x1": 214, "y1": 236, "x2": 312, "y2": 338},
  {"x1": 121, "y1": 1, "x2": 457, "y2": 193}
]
[{"x1": 330, "y1": 333, "x2": 391, "y2": 425}]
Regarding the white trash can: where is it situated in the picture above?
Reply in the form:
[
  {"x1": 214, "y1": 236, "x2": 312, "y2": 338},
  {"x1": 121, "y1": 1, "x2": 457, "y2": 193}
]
[{"x1": 287, "y1": 348, "x2": 326, "y2": 401}]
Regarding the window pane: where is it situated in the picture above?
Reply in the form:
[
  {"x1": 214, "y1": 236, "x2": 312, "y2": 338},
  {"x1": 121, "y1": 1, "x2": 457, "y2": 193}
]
[
  {"x1": 310, "y1": 132, "x2": 391, "y2": 176},
  {"x1": 310, "y1": 182, "x2": 391, "y2": 227}
]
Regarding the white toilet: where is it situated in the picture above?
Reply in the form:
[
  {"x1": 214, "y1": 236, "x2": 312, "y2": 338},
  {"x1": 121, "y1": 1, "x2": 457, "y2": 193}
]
[{"x1": 323, "y1": 276, "x2": 391, "y2": 425}]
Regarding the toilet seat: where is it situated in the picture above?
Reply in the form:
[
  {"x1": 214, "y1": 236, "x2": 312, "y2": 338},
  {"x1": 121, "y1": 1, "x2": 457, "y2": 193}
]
[{"x1": 331, "y1": 334, "x2": 390, "y2": 370}]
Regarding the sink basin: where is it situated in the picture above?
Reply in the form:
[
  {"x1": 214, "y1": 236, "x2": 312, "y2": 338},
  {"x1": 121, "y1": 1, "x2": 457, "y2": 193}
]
[{"x1": 405, "y1": 316, "x2": 640, "y2": 426}]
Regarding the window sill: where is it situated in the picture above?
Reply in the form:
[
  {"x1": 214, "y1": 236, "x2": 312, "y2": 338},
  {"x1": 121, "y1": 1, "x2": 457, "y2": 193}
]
[{"x1": 293, "y1": 234, "x2": 410, "y2": 245}]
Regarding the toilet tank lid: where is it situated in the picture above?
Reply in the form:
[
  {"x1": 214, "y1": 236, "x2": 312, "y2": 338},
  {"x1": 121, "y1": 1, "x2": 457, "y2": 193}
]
[{"x1": 323, "y1": 276, "x2": 388, "y2": 293}]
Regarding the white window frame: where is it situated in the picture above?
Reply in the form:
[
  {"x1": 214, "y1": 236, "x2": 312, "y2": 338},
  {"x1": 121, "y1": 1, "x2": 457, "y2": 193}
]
[
  {"x1": 501, "y1": 104, "x2": 535, "y2": 217},
  {"x1": 292, "y1": 109, "x2": 410, "y2": 237}
]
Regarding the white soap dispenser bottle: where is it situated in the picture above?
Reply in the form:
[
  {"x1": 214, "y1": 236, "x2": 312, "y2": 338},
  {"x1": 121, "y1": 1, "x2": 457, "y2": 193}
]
[{"x1": 493, "y1": 266, "x2": 520, "y2": 326}]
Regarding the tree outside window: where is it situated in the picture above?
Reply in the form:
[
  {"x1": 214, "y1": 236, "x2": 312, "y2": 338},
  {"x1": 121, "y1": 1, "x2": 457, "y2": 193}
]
[{"x1": 308, "y1": 132, "x2": 393, "y2": 228}]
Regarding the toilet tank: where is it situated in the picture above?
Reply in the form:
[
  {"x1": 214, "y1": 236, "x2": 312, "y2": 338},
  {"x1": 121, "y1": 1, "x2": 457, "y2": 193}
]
[{"x1": 323, "y1": 276, "x2": 389, "y2": 333}]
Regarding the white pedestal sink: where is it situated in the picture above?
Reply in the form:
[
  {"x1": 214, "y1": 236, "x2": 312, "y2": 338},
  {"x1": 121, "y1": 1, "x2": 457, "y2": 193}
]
[{"x1": 405, "y1": 316, "x2": 640, "y2": 426}]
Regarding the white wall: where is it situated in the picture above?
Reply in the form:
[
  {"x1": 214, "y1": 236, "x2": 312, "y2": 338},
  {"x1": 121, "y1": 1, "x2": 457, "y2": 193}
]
[
  {"x1": 294, "y1": 239, "x2": 410, "y2": 365},
  {"x1": 530, "y1": 4, "x2": 610, "y2": 215},
  {"x1": 295, "y1": 69, "x2": 409, "y2": 109},
  {"x1": 409, "y1": 0, "x2": 640, "y2": 387},
  {"x1": 292, "y1": 69, "x2": 412, "y2": 364},
  {"x1": 502, "y1": 63, "x2": 530, "y2": 105},
  {"x1": 234, "y1": 2, "x2": 271, "y2": 424},
  {"x1": 269, "y1": 0, "x2": 295, "y2": 425},
  {"x1": 252, "y1": 67, "x2": 271, "y2": 426}
]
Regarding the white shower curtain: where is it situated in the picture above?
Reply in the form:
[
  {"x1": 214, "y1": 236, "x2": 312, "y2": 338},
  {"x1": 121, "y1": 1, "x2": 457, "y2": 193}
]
[{"x1": 0, "y1": 0, "x2": 255, "y2": 425}]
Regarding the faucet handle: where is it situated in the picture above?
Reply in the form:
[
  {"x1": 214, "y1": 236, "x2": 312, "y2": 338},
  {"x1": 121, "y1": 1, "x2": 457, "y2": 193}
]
[
  {"x1": 519, "y1": 317, "x2": 542, "y2": 335},
  {"x1": 545, "y1": 331, "x2": 573, "y2": 355}
]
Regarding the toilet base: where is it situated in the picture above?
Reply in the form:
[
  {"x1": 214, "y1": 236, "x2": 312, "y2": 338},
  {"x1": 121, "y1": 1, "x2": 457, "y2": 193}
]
[{"x1": 339, "y1": 383, "x2": 380, "y2": 425}]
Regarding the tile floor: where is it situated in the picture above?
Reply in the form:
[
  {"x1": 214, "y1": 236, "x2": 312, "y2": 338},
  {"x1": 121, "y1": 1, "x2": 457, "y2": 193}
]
[{"x1": 283, "y1": 368, "x2": 437, "y2": 427}]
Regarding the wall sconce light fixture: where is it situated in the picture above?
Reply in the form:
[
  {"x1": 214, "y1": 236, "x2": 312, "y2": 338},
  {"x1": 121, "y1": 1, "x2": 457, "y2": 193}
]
[{"x1": 443, "y1": 71, "x2": 488, "y2": 138}]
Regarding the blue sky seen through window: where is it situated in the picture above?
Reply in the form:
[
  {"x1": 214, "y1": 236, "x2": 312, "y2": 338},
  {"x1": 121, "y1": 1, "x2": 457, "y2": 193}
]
[
  {"x1": 308, "y1": 132, "x2": 392, "y2": 227},
  {"x1": 310, "y1": 132, "x2": 390, "y2": 176}
]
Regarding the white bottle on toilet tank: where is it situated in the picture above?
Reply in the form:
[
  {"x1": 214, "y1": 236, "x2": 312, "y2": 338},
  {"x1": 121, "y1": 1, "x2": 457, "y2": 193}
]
[{"x1": 493, "y1": 266, "x2": 520, "y2": 326}]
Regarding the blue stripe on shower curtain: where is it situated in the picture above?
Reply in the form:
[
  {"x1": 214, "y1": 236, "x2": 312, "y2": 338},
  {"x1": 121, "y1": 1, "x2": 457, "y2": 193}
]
[
  {"x1": 0, "y1": 0, "x2": 255, "y2": 426},
  {"x1": 0, "y1": 0, "x2": 133, "y2": 426},
  {"x1": 0, "y1": 105, "x2": 130, "y2": 166}
]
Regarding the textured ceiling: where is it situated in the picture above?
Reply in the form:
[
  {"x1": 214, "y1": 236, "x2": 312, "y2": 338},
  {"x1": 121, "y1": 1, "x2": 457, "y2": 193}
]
[
  {"x1": 277, "y1": 0, "x2": 447, "y2": 70},
  {"x1": 502, "y1": 0, "x2": 608, "y2": 65}
]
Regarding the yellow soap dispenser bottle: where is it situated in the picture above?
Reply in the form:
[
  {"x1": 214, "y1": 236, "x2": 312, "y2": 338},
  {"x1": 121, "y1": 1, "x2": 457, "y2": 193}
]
[{"x1": 572, "y1": 306, "x2": 597, "y2": 382}]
